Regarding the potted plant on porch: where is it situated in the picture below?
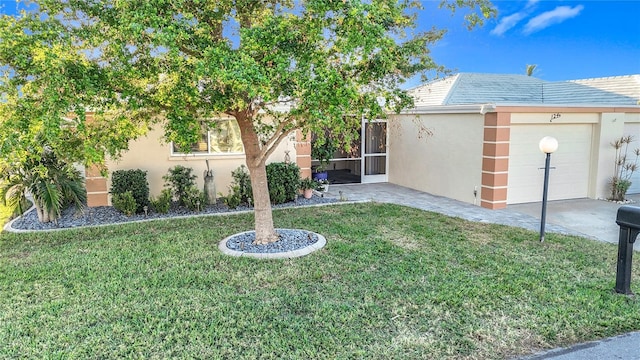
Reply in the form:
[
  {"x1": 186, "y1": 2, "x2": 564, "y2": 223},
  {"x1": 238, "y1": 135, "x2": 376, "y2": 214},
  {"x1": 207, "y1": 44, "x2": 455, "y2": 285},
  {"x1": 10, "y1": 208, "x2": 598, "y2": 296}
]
[{"x1": 300, "y1": 177, "x2": 319, "y2": 199}]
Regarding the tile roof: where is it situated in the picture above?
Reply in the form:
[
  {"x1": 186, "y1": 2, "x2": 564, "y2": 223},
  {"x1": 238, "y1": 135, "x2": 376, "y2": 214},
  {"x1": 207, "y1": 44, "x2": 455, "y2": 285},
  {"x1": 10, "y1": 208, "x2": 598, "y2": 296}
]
[
  {"x1": 407, "y1": 74, "x2": 460, "y2": 106},
  {"x1": 569, "y1": 75, "x2": 640, "y2": 102},
  {"x1": 410, "y1": 73, "x2": 640, "y2": 107}
]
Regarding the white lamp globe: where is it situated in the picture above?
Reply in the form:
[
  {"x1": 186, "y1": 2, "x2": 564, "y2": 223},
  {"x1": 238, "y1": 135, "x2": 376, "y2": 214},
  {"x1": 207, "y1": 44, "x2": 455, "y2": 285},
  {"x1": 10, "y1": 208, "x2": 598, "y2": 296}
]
[{"x1": 539, "y1": 136, "x2": 559, "y2": 154}]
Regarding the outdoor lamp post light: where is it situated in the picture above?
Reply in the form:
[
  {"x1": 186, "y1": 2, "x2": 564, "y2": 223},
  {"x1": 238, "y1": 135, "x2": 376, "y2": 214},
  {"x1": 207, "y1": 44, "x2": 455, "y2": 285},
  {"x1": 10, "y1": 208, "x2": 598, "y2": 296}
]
[{"x1": 539, "y1": 136, "x2": 559, "y2": 242}]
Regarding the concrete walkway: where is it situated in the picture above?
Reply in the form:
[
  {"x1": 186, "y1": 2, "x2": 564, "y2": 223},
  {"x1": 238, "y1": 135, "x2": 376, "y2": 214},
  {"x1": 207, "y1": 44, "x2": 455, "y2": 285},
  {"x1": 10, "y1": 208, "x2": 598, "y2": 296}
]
[{"x1": 325, "y1": 183, "x2": 640, "y2": 360}]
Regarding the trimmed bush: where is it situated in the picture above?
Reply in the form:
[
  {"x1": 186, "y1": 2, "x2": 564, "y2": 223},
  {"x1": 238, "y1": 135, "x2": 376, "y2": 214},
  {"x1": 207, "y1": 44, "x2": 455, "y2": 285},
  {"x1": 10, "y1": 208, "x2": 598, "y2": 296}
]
[
  {"x1": 150, "y1": 189, "x2": 172, "y2": 214},
  {"x1": 111, "y1": 169, "x2": 149, "y2": 213},
  {"x1": 183, "y1": 186, "x2": 207, "y2": 212},
  {"x1": 266, "y1": 162, "x2": 300, "y2": 204},
  {"x1": 222, "y1": 187, "x2": 242, "y2": 209},
  {"x1": 112, "y1": 191, "x2": 137, "y2": 216},
  {"x1": 163, "y1": 165, "x2": 197, "y2": 206},
  {"x1": 224, "y1": 163, "x2": 300, "y2": 207}
]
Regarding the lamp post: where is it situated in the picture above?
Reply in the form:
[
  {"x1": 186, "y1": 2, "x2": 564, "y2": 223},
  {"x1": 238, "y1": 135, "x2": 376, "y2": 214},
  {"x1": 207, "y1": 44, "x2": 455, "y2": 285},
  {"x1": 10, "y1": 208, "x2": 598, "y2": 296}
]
[{"x1": 539, "y1": 136, "x2": 558, "y2": 242}]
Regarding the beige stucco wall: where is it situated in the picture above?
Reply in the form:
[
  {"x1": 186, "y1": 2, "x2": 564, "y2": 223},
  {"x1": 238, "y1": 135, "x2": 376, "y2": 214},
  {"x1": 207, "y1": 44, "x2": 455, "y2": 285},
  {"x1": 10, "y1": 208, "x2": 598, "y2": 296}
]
[
  {"x1": 624, "y1": 113, "x2": 640, "y2": 124},
  {"x1": 105, "y1": 125, "x2": 297, "y2": 202},
  {"x1": 622, "y1": 114, "x2": 640, "y2": 194},
  {"x1": 388, "y1": 113, "x2": 484, "y2": 204}
]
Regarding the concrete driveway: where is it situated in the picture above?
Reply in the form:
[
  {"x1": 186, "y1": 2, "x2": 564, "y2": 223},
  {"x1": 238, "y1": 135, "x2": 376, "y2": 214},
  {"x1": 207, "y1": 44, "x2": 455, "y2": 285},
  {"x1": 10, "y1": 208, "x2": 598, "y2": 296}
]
[
  {"x1": 328, "y1": 183, "x2": 640, "y2": 251},
  {"x1": 508, "y1": 194, "x2": 640, "y2": 251}
]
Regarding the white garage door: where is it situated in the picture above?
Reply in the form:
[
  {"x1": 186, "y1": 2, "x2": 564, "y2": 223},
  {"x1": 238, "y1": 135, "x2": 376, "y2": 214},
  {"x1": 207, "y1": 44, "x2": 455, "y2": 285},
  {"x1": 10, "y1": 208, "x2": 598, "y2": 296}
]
[
  {"x1": 625, "y1": 123, "x2": 640, "y2": 194},
  {"x1": 507, "y1": 124, "x2": 593, "y2": 204}
]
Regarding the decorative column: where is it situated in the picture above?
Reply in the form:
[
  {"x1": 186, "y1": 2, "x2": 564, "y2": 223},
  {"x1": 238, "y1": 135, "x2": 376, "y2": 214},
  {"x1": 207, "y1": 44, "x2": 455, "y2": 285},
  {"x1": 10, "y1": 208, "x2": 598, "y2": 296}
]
[
  {"x1": 480, "y1": 112, "x2": 511, "y2": 209},
  {"x1": 296, "y1": 130, "x2": 312, "y2": 179},
  {"x1": 81, "y1": 111, "x2": 109, "y2": 207},
  {"x1": 85, "y1": 165, "x2": 109, "y2": 207}
]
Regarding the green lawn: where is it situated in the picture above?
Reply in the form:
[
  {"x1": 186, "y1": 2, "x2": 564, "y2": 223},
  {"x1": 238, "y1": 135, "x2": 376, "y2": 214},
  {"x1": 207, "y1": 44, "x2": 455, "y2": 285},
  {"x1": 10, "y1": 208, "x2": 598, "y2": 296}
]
[{"x1": 1, "y1": 203, "x2": 638, "y2": 359}]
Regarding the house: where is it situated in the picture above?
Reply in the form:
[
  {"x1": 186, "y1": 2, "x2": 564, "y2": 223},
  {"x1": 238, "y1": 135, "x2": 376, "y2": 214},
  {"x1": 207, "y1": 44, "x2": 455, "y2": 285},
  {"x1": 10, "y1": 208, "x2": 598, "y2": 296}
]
[
  {"x1": 389, "y1": 73, "x2": 640, "y2": 209},
  {"x1": 85, "y1": 73, "x2": 640, "y2": 209},
  {"x1": 85, "y1": 120, "x2": 305, "y2": 207}
]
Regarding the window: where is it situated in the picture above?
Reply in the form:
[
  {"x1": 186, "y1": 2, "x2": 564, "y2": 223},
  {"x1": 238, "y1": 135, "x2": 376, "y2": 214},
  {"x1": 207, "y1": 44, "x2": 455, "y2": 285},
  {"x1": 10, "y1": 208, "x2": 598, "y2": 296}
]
[{"x1": 171, "y1": 119, "x2": 244, "y2": 155}]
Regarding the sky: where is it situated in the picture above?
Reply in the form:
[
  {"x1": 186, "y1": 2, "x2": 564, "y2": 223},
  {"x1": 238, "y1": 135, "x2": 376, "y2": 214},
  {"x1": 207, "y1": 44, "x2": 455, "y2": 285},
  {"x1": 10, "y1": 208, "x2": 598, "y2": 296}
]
[
  {"x1": 1, "y1": 0, "x2": 638, "y2": 87},
  {"x1": 410, "y1": 0, "x2": 640, "y2": 87}
]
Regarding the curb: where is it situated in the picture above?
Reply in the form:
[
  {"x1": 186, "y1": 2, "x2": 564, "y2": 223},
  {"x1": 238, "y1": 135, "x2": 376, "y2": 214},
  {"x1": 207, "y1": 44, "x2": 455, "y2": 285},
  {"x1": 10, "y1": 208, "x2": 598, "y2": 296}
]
[
  {"x1": 218, "y1": 229, "x2": 327, "y2": 259},
  {"x1": 2, "y1": 200, "x2": 369, "y2": 234}
]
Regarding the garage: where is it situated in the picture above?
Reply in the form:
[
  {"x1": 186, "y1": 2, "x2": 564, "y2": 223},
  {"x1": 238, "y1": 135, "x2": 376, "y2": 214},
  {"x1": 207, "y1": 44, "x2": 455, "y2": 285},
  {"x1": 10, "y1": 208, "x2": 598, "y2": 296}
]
[
  {"x1": 625, "y1": 123, "x2": 640, "y2": 194},
  {"x1": 507, "y1": 124, "x2": 594, "y2": 204}
]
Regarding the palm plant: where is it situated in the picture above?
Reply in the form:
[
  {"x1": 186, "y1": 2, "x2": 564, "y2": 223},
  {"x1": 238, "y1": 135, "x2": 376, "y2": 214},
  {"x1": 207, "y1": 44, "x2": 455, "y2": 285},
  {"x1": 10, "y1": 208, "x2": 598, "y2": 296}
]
[
  {"x1": 526, "y1": 64, "x2": 537, "y2": 76},
  {"x1": 610, "y1": 135, "x2": 640, "y2": 201},
  {"x1": 0, "y1": 150, "x2": 86, "y2": 223}
]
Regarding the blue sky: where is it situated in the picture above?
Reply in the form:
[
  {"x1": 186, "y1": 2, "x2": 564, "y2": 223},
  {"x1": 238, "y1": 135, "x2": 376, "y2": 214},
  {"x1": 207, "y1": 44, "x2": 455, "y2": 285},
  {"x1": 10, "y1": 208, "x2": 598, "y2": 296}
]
[
  {"x1": 1, "y1": 0, "x2": 638, "y2": 86},
  {"x1": 411, "y1": 0, "x2": 640, "y2": 86}
]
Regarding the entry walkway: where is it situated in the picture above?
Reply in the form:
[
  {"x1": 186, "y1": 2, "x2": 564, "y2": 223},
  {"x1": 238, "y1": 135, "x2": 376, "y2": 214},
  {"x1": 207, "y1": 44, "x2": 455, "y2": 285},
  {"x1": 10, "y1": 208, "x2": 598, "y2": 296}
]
[{"x1": 326, "y1": 183, "x2": 640, "y2": 359}]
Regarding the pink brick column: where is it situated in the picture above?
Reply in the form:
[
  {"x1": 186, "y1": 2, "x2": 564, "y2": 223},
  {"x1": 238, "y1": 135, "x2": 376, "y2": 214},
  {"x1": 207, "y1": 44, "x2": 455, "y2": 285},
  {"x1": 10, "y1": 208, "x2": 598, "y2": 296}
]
[
  {"x1": 296, "y1": 130, "x2": 312, "y2": 179},
  {"x1": 480, "y1": 112, "x2": 511, "y2": 209}
]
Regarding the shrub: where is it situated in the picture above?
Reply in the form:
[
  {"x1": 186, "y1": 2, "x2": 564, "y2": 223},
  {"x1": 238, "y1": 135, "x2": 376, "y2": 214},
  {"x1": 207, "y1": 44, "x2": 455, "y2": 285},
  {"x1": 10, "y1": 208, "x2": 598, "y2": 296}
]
[
  {"x1": 224, "y1": 163, "x2": 300, "y2": 207},
  {"x1": 112, "y1": 191, "x2": 137, "y2": 216},
  {"x1": 222, "y1": 187, "x2": 242, "y2": 209},
  {"x1": 150, "y1": 189, "x2": 172, "y2": 214},
  {"x1": 266, "y1": 162, "x2": 300, "y2": 204},
  {"x1": 225, "y1": 165, "x2": 252, "y2": 207},
  {"x1": 163, "y1": 165, "x2": 197, "y2": 206},
  {"x1": 110, "y1": 169, "x2": 149, "y2": 213},
  {"x1": 183, "y1": 186, "x2": 207, "y2": 212}
]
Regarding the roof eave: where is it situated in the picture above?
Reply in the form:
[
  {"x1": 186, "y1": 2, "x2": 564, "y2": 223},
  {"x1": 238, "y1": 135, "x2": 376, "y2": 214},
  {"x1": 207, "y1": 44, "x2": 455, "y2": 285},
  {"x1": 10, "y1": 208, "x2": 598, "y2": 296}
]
[{"x1": 400, "y1": 104, "x2": 496, "y2": 115}]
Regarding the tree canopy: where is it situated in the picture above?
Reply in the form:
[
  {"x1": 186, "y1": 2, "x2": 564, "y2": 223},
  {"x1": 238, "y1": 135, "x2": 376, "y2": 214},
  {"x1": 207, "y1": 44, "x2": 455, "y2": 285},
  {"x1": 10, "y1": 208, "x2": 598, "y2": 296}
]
[{"x1": 0, "y1": 0, "x2": 495, "y2": 242}]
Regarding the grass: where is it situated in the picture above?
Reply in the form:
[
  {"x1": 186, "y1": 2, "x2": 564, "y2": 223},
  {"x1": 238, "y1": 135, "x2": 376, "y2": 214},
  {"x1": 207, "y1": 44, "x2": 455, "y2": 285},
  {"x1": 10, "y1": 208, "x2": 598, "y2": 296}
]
[{"x1": 1, "y1": 203, "x2": 638, "y2": 359}]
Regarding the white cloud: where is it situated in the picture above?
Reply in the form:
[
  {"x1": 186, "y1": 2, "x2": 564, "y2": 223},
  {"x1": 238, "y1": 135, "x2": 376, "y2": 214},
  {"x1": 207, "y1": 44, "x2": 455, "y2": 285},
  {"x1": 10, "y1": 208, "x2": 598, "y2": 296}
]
[
  {"x1": 523, "y1": 5, "x2": 584, "y2": 34},
  {"x1": 491, "y1": 12, "x2": 527, "y2": 36},
  {"x1": 525, "y1": 0, "x2": 540, "y2": 9},
  {"x1": 490, "y1": 0, "x2": 539, "y2": 36}
]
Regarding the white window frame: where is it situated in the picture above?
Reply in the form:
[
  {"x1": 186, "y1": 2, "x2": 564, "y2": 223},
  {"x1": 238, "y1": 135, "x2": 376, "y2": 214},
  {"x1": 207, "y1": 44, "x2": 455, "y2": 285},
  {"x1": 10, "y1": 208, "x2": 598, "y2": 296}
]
[{"x1": 170, "y1": 118, "x2": 245, "y2": 157}]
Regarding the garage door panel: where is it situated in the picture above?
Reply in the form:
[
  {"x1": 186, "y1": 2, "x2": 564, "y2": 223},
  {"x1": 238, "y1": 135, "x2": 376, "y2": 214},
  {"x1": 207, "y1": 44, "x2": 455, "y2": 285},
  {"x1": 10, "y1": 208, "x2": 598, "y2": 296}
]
[
  {"x1": 625, "y1": 124, "x2": 640, "y2": 194},
  {"x1": 508, "y1": 124, "x2": 592, "y2": 204}
]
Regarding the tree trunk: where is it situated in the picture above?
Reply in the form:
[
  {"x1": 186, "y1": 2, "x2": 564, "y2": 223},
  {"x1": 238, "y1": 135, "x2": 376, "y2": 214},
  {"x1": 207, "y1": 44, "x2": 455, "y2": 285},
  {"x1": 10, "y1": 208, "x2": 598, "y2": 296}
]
[
  {"x1": 246, "y1": 159, "x2": 279, "y2": 244},
  {"x1": 35, "y1": 201, "x2": 51, "y2": 223},
  {"x1": 235, "y1": 111, "x2": 279, "y2": 245}
]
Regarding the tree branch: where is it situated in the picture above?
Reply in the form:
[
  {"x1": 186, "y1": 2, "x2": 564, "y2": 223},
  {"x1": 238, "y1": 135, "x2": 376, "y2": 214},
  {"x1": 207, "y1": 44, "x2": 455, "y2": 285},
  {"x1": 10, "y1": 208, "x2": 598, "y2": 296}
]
[{"x1": 259, "y1": 118, "x2": 296, "y2": 164}]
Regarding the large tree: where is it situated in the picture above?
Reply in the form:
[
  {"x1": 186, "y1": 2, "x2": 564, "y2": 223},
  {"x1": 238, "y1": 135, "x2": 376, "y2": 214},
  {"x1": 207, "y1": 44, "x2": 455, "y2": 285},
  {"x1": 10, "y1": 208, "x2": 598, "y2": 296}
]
[{"x1": 0, "y1": 0, "x2": 494, "y2": 243}]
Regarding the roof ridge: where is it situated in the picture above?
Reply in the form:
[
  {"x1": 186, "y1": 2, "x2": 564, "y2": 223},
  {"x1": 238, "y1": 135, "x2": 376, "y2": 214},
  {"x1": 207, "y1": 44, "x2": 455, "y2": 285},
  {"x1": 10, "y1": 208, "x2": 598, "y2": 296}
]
[
  {"x1": 441, "y1": 73, "x2": 461, "y2": 105},
  {"x1": 568, "y1": 74, "x2": 640, "y2": 82}
]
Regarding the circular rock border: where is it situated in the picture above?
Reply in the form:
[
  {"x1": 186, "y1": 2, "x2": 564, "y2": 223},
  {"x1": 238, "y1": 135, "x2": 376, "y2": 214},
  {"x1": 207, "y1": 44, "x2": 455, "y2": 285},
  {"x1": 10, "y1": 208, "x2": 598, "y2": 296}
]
[{"x1": 218, "y1": 228, "x2": 327, "y2": 259}]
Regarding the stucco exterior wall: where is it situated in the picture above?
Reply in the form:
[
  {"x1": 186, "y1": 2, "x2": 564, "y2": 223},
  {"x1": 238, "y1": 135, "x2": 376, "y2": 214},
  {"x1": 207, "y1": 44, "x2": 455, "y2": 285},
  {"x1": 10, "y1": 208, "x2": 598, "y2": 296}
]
[
  {"x1": 624, "y1": 113, "x2": 640, "y2": 124},
  {"x1": 622, "y1": 114, "x2": 640, "y2": 194},
  {"x1": 388, "y1": 113, "x2": 484, "y2": 204},
  {"x1": 105, "y1": 126, "x2": 297, "y2": 202}
]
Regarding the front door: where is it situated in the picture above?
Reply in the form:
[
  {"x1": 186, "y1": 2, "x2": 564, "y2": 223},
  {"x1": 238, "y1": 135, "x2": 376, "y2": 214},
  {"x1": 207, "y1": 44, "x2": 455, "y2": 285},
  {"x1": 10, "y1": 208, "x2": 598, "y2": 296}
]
[{"x1": 361, "y1": 119, "x2": 388, "y2": 183}]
